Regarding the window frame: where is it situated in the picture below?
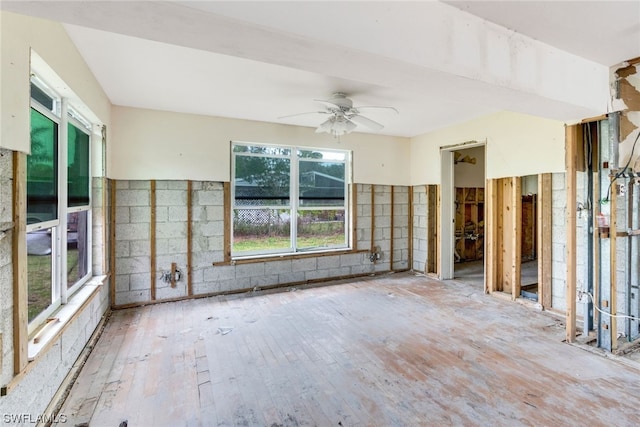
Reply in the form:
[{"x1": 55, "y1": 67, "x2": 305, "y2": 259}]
[
  {"x1": 231, "y1": 141, "x2": 351, "y2": 259},
  {"x1": 27, "y1": 76, "x2": 93, "y2": 335}
]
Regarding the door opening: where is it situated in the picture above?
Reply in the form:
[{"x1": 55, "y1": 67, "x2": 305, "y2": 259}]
[{"x1": 440, "y1": 142, "x2": 485, "y2": 283}]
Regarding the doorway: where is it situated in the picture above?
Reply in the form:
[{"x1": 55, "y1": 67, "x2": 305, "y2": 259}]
[{"x1": 440, "y1": 142, "x2": 485, "y2": 282}]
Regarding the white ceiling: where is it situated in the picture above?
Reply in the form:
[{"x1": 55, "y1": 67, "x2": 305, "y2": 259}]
[{"x1": 3, "y1": 1, "x2": 639, "y2": 137}]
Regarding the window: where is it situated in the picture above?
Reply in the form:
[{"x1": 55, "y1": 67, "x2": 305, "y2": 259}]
[
  {"x1": 27, "y1": 76, "x2": 92, "y2": 333},
  {"x1": 232, "y1": 142, "x2": 350, "y2": 257}
]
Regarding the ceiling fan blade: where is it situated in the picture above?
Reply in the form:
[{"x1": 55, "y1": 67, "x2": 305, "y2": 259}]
[
  {"x1": 278, "y1": 111, "x2": 329, "y2": 119},
  {"x1": 353, "y1": 106, "x2": 399, "y2": 114},
  {"x1": 350, "y1": 114, "x2": 384, "y2": 131}
]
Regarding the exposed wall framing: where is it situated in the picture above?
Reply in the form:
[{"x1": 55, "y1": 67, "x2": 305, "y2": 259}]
[
  {"x1": 223, "y1": 182, "x2": 231, "y2": 262},
  {"x1": 565, "y1": 124, "x2": 580, "y2": 343},
  {"x1": 537, "y1": 174, "x2": 552, "y2": 309},
  {"x1": 426, "y1": 185, "x2": 438, "y2": 275},
  {"x1": 187, "y1": 180, "x2": 193, "y2": 296},
  {"x1": 150, "y1": 180, "x2": 157, "y2": 301},
  {"x1": 11, "y1": 152, "x2": 28, "y2": 374}
]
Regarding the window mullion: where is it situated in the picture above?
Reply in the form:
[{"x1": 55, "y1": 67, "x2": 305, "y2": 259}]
[
  {"x1": 290, "y1": 151, "x2": 298, "y2": 252},
  {"x1": 58, "y1": 98, "x2": 69, "y2": 304}
]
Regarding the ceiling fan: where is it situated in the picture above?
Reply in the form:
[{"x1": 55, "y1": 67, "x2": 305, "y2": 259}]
[{"x1": 279, "y1": 92, "x2": 398, "y2": 137}]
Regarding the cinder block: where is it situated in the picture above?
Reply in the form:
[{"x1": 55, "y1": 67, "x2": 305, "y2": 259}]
[
  {"x1": 292, "y1": 257, "x2": 316, "y2": 272},
  {"x1": 129, "y1": 180, "x2": 151, "y2": 190},
  {"x1": 166, "y1": 180, "x2": 188, "y2": 190},
  {"x1": 191, "y1": 268, "x2": 204, "y2": 284},
  {"x1": 115, "y1": 206, "x2": 130, "y2": 224},
  {"x1": 115, "y1": 274, "x2": 130, "y2": 292},
  {"x1": 166, "y1": 206, "x2": 187, "y2": 222},
  {"x1": 130, "y1": 206, "x2": 151, "y2": 223},
  {"x1": 156, "y1": 189, "x2": 187, "y2": 207},
  {"x1": 116, "y1": 223, "x2": 150, "y2": 241},
  {"x1": 117, "y1": 256, "x2": 151, "y2": 274},
  {"x1": 116, "y1": 290, "x2": 150, "y2": 305},
  {"x1": 116, "y1": 180, "x2": 130, "y2": 190},
  {"x1": 202, "y1": 182, "x2": 223, "y2": 191},
  {"x1": 317, "y1": 256, "x2": 340, "y2": 270},
  {"x1": 156, "y1": 222, "x2": 187, "y2": 239},
  {"x1": 117, "y1": 189, "x2": 149, "y2": 206},
  {"x1": 350, "y1": 263, "x2": 375, "y2": 275},
  {"x1": 235, "y1": 262, "x2": 265, "y2": 278},
  {"x1": 198, "y1": 190, "x2": 223, "y2": 206},
  {"x1": 265, "y1": 260, "x2": 292, "y2": 274},
  {"x1": 193, "y1": 281, "x2": 221, "y2": 295},
  {"x1": 305, "y1": 269, "x2": 330, "y2": 281},
  {"x1": 115, "y1": 240, "x2": 130, "y2": 258},
  {"x1": 250, "y1": 274, "x2": 279, "y2": 288},
  {"x1": 203, "y1": 265, "x2": 236, "y2": 282},
  {"x1": 220, "y1": 277, "x2": 251, "y2": 292},
  {"x1": 130, "y1": 240, "x2": 151, "y2": 256},
  {"x1": 153, "y1": 181, "x2": 168, "y2": 190},
  {"x1": 278, "y1": 271, "x2": 306, "y2": 284},
  {"x1": 156, "y1": 282, "x2": 187, "y2": 299},
  {"x1": 208, "y1": 236, "x2": 224, "y2": 251},
  {"x1": 191, "y1": 206, "x2": 206, "y2": 221},
  {"x1": 130, "y1": 273, "x2": 151, "y2": 291},
  {"x1": 340, "y1": 253, "x2": 363, "y2": 267},
  {"x1": 206, "y1": 206, "x2": 224, "y2": 221},
  {"x1": 199, "y1": 221, "x2": 224, "y2": 237}
]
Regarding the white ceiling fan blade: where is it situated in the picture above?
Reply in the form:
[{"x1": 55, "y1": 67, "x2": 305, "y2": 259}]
[
  {"x1": 350, "y1": 114, "x2": 384, "y2": 131},
  {"x1": 354, "y1": 106, "x2": 399, "y2": 114},
  {"x1": 278, "y1": 111, "x2": 329, "y2": 119}
]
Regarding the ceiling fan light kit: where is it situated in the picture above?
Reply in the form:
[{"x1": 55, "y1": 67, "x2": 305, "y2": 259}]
[{"x1": 280, "y1": 92, "x2": 398, "y2": 139}]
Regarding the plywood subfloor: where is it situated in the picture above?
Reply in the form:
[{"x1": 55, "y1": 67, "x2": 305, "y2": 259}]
[{"x1": 57, "y1": 273, "x2": 640, "y2": 426}]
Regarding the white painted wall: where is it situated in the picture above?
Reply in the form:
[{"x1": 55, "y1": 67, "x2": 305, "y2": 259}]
[
  {"x1": 0, "y1": 12, "x2": 110, "y2": 153},
  {"x1": 410, "y1": 111, "x2": 565, "y2": 184},
  {"x1": 454, "y1": 146, "x2": 485, "y2": 188},
  {"x1": 109, "y1": 106, "x2": 411, "y2": 185}
]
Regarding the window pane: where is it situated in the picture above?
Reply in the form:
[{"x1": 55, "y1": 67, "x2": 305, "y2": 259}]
[
  {"x1": 27, "y1": 229, "x2": 54, "y2": 322},
  {"x1": 68, "y1": 123, "x2": 90, "y2": 207},
  {"x1": 30, "y1": 82, "x2": 55, "y2": 111},
  {"x1": 233, "y1": 208, "x2": 292, "y2": 254},
  {"x1": 299, "y1": 161, "x2": 345, "y2": 207},
  {"x1": 298, "y1": 149, "x2": 346, "y2": 161},
  {"x1": 28, "y1": 108, "x2": 58, "y2": 224},
  {"x1": 67, "y1": 210, "x2": 89, "y2": 288},
  {"x1": 234, "y1": 156, "x2": 290, "y2": 206},
  {"x1": 297, "y1": 210, "x2": 346, "y2": 249},
  {"x1": 233, "y1": 144, "x2": 290, "y2": 156}
]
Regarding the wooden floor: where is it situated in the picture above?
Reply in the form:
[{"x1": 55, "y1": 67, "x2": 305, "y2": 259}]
[{"x1": 57, "y1": 273, "x2": 640, "y2": 426}]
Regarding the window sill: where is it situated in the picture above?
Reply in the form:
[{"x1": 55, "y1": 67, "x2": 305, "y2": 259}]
[
  {"x1": 28, "y1": 275, "x2": 107, "y2": 361},
  {"x1": 216, "y1": 248, "x2": 367, "y2": 266}
]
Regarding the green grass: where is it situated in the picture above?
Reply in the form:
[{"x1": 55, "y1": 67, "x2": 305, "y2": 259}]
[{"x1": 28, "y1": 249, "x2": 79, "y2": 322}]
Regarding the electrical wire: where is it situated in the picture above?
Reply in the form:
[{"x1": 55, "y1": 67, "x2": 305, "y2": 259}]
[
  {"x1": 582, "y1": 291, "x2": 640, "y2": 322},
  {"x1": 603, "y1": 129, "x2": 639, "y2": 202}
]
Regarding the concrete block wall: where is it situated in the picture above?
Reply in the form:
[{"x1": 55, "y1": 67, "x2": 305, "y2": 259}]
[
  {"x1": 614, "y1": 176, "x2": 632, "y2": 335},
  {"x1": 412, "y1": 186, "x2": 427, "y2": 272},
  {"x1": 0, "y1": 149, "x2": 110, "y2": 424},
  {"x1": 551, "y1": 173, "x2": 567, "y2": 311},
  {"x1": 92, "y1": 178, "x2": 106, "y2": 276},
  {"x1": 113, "y1": 181, "x2": 410, "y2": 306},
  {"x1": 392, "y1": 186, "x2": 410, "y2": 271},
  {"x1": 0, "y1": 282, "x2": 109, "y2": 424},
  {"x1": 0, "y1": 148, "x2": 14, "y2": 383}
]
